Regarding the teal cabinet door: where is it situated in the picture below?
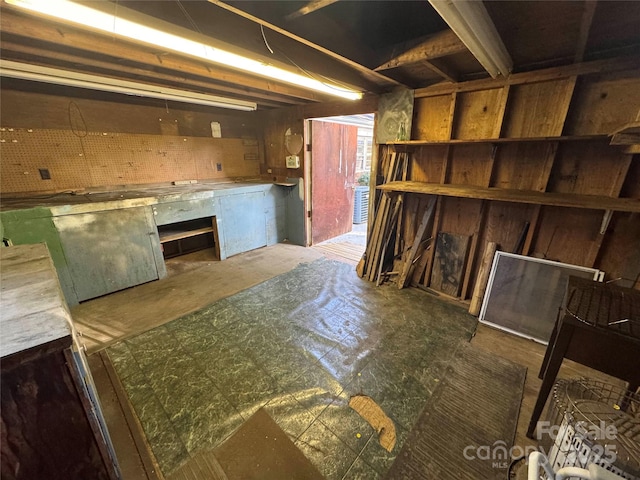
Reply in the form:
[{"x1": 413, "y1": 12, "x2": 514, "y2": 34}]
[
  {"x1": 53, "y1": 207, "x2": 162, "y2": 301},
  {"x1": 219, "y1": 192, "x2": 268, "y2": 257}
]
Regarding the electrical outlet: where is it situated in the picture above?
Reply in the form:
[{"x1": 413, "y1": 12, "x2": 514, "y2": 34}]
[
  {"x1": 216, "y1": 163, "x2": 222, "y2": 171},
  {"x1": 38, "y1": 168, "x2": 51, "y2": 180},
  {"x1": 286, "y1": 155, "x2": 300, "y2": 169}
]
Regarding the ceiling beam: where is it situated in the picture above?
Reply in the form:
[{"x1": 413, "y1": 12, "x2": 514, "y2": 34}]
[
  {"x1": 375, "y1": 29, "x2": 467, "y2": 71},
  {"x1": 286, "y1": 0, "x2": 340, "y2": 20},
  {"x1": 415, "y1": 55, "x2": 640, "y2": 97},
  {"x1": 0, "y1": 9, "x2": 330, "y2": 103},
  {"x1": 209, "y1": 0, "x2": 403, "y2": 89},
  {"x1": 422, "y1": 59, "x2": 458, "y2": 83},
  {"x1": 574, "y1": 0, "x2": 598, "y2": 63},
  {"x1": 429, "y1": 0, "x2": 512, "y2": 78},
  {"x1": 0, "y1": 40, "x2": 295, "y2": 108}
]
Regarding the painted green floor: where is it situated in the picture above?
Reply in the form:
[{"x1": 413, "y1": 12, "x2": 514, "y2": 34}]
[{"x1": 107, "y1": 259, "x2": 478, "y2": 479}]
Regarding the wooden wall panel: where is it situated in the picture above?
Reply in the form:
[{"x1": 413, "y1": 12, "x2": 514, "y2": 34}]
[
  {"x1": 469, "y1": 201, "x2": 535, "y2": 294},
  {"x1": 565, "y1": 71, "x2": 640, "y2": 136},
  {"x1": 0, "y1": 129, "x2": 259, "y2": 193},
  {"x1": 529, "y1": 207, "x2": 602, "y2": 266},
  {"x1": 400, "y1": 194, "x2": 423, "y2": 244},
  {"x1": 475, "y1": 202, "x2": 535, "y2": 255},
  {"x1": 260, "y1": 109, "x2": 304, "y2": 180},
  {"x1": 490, "y1": 142, "x2": 556, "y2": 191},
  {"x1": 547, "y1": 141, "x2": 631, "y2": 196},
  {"x1": 410, "y1": 145, "x2": 447, "y2": 182},
  {"x1": 447, "y1": 144, "x2": 494, "y2": 186},
  {"x1": 502, "y1": 78, "x2": 575, "y2": 137},
  {"x1": 621, "y1": 157, "x2": 640, "y2": 198},
  {"x1": 452, "y1": 88, "x2": 505, "y2": 139},
  {"x1": 439, "y1": 197, "x2": 483, "y2": 237},
  {"x1": 0, "y1": 87, "x2": 258, "y2": 138},
  {"x1": 597, "y1": 212, "x2": 640, "y2": 288},
  {"x1": 412, "y1": 94, "x2": 454, "y2": 141}
]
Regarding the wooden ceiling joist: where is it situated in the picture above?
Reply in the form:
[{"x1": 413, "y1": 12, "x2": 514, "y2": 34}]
[
  {"x1": 610, "y1": 122, "x2": 640, "y2": 145},
  {"x1": 286, "y1": 0, "x2": 340, "y2": 20},
  {"x1": 574, "y1": 0, "x2": 598, "y2": 63},
  {"x1": 375, "y1": 29, "x2": 467, "y2": 71},
  {"x1": 415, "y1": 55, "x2": 640, "y2": 97},
  {"x1": 0, "y1": 9, "x2": 331, "y2": 104},
  {"x1": 422, "y1": 59, "x2": 458, "y2": 83},
  {"x1": 209, "y1": 0, "x2": 402, "y2": 89}
]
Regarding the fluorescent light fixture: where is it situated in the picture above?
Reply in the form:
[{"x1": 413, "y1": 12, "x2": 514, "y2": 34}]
[
  {"x1": 4, "y1": 0, "x2": 363, "y2": 101},
  {"x1": 0, "y1": 59, "x2": 258, "y2": 111},
  {"x1": 429, "y1": 0, "x2": 512, "y2": 79}
]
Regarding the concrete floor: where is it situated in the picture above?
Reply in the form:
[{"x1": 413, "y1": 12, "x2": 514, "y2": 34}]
[{"x1": 76, "y1": 242, "x2": 621, "y2": 479}]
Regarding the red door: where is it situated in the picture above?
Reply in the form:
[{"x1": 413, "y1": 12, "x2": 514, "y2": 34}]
[{"x1": 310, "y1": 120, "x2": 358, "y2": 244}]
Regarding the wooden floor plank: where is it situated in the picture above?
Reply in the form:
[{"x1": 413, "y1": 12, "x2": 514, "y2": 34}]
[{"x1": 73, "y1": 244, "x2": 323, "y2": 353}]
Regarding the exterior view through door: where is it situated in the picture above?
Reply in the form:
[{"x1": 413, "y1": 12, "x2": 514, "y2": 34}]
[{"x1": 309, "y1": 115, "x2": 374, "y2": 246}]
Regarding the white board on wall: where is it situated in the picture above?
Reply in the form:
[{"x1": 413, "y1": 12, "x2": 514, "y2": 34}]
[{"x1": 376, "y1": 88, "x2": 414, "y2": 144}]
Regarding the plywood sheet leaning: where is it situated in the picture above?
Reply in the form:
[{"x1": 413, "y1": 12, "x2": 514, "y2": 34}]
[{"x1": 430, "y1": 232, "x2": 470, "y2": 297}]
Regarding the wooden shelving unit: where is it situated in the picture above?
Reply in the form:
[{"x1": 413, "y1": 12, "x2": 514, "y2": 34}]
[
  {"x1": 377, "y1": 181, "x2": 640, "y2": 213},
  {"x1": 158, "y1": 226, "x2": 215, "y2": 244},
  {"x1": 157, "y1": 217, "x2": 219, "y2": 259},
  {"x1": 361, "y1": 68, "x2": 640, "y2": 310}
]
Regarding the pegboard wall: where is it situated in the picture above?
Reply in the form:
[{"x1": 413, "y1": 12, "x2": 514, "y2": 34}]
[{"x1": 0, "y1": 128, "x2": 260, "y2": 193}]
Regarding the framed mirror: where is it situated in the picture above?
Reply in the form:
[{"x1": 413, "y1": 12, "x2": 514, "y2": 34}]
[{"x1": 285, "y1": 128, "x2": 303, "y2": 155}]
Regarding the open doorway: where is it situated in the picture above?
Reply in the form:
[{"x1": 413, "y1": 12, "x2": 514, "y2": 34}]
[{"x1": 305, "y1": 113, "x2": 374, "y2": 262}]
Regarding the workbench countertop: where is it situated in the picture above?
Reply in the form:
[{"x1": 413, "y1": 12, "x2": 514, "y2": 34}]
[
  {"x1": 0, "y1": 180, "x2": 278, "y2": 215},
  {"x1": 0, "y1": 243, "x2": 73, "y2": 358}
]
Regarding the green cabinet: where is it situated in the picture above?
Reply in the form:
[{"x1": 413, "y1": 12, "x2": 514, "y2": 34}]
[{"x1": 53, "y1": 207, "x2": 165, "y2": 302}]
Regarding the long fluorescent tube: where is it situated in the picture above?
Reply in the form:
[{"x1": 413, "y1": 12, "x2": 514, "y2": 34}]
[
  {"x1": 429, "y1": 0, "x2": 512, "y2": 79},
  {"x1": 4, "y1": 0, "x2": 363, "y2": 101},
  {"x1": 0, "y1": 59, "x2": 258, "y2": 111}
]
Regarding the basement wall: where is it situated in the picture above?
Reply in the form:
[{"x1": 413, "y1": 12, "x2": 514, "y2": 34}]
[{"x1": 0, "y1": 83, "x2": 262, "y2": 194}]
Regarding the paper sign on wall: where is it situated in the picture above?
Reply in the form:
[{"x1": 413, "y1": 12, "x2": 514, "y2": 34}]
[{"x1": 210, "y1": 122, "x2": 222, "y2": 138}]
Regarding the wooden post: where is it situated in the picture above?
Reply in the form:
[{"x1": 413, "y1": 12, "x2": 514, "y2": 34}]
[
  {"x1": 469, "y1": 241, "x2": 498, "y2": 316},
  {"x1": 376, "y1": 194, "x2": 404, "y2": 285},
  {"x1": 460, "y1": 200, "x2": 488, "y2": 300}
]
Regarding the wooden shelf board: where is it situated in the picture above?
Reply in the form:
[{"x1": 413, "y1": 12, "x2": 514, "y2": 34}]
[
  {"x1": 377, "y1": 181, "x2": 640, "y2": 213},
  {"x1": 158, "y1": 226, "x2": 214, "y2": 243},
  {"x1": 610, "y1": 122, "x2": 640, "y2": 146},
  {"x1": 385, "y1": 135, "x2": 608, "y2": 147}
]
